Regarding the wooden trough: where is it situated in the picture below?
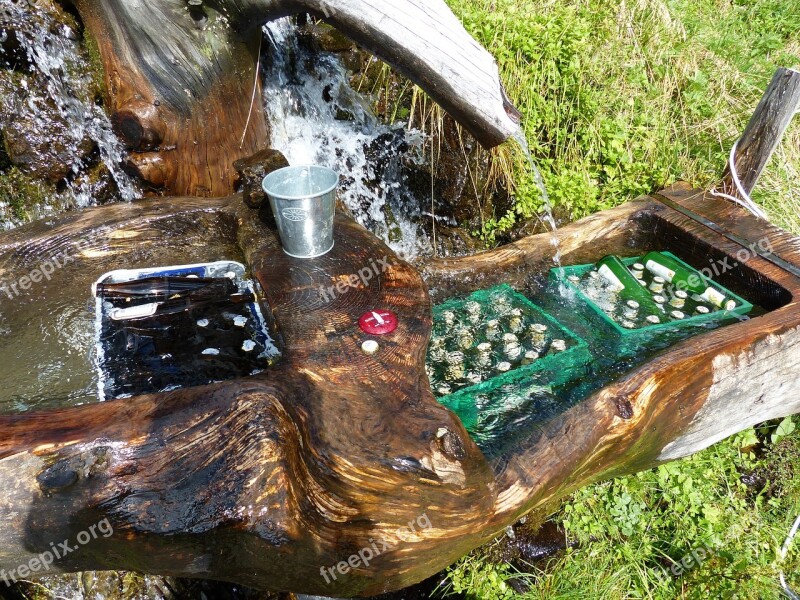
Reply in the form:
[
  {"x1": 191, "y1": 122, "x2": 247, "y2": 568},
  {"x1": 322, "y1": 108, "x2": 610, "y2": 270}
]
[{"x1": 0, "y1": 180, "x2": 799, "y2": 596}]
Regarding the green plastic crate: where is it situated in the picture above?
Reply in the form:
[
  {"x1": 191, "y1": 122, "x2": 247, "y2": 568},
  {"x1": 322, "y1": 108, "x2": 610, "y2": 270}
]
[
  {"x1": 427, "y1": 284, "x2": 591, "y2": 432},
  {"x1": 550, "y1": 252, "x2": 753, "y2": 339}
]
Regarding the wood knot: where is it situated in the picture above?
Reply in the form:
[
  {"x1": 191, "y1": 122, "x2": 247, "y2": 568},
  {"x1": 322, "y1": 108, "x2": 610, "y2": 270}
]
[
  {"x1": 125, "y1": 153, "x2": 172, "y2": 188},
  {"x1": 36, "y1": 461, "x2": 79, "y2": 495},
  {"x1": 35, "y1": 447, "x2": 113, "y2": 495},
  {"x1": 613, "y1": 396, "x2": 634, "y2": 420},
  {"x1": 436, "y1": 427, "x2": 466, "y2": 460},
  {"x1": 112, "y1": 101, "x2": 166, "y2": 151}
]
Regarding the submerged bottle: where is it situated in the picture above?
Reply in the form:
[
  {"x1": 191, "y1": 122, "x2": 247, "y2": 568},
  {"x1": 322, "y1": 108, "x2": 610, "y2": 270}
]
[
  {"x1": 596, "y1": 255, "x2": 663, "y2": 312},
  {"x1": 97, "y1": 276, "x2": 236, "y2": 300},
  {"x1": 110, "y1": 292, "x2": 255, "y2": 322},
  {"x1": 642, "y1": 252, "x2": 737, "y2": 310}
]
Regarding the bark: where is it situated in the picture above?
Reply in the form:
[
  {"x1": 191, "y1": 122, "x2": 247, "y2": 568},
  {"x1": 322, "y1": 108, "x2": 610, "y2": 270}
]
[
  {"x1": 75, "y1": 0, "x2": 269, "y2": 197},
  {"x1": 0, "y1": 185, "x2": 799, "y2": 595}
]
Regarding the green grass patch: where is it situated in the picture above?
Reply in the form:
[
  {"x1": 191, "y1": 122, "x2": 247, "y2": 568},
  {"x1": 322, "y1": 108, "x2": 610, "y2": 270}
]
[
  {"x1": 444, "y1": 420, "x2": 800, "y2": 599},
  {"x1": 445, "y1": 0, "x2": 800, "y2": 237}
]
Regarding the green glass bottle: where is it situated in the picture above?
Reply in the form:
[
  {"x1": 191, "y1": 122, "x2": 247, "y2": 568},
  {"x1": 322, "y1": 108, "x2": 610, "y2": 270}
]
[
  {"x1": 642, "y1": 252, "x2": 737, "y2": 310},
  {"x1": 596, "y1": 255, "x2": 663, "y2": 312}
]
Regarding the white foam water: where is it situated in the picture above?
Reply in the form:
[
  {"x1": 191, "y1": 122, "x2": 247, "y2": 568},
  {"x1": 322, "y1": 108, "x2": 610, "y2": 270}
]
[
  {"x1": 0, "y1": 1, "x2": 139, "y2": 207},
  {"x1": 262, "y1": 19, "x2": 433, "y2": 260}
]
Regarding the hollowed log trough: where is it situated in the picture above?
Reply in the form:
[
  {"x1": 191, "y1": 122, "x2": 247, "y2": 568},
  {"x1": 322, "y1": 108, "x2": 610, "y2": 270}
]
[{"x1": 0, "y1": 183, "x2": 799, "y2": 596}]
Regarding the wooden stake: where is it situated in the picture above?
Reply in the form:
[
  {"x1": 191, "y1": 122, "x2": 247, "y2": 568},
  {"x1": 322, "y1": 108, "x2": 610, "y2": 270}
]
[{"x1": 722, "y1": 67, "x2": 800, "y2": 197}]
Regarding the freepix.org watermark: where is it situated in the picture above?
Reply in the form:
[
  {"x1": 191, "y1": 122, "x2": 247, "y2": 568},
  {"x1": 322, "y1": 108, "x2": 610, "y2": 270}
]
[
  {"x1": 0, "y1": 518, "x2": 114, "y2": 585},
  {"x1": 318, "y1": 255, "x2": 394, "y2": 304},
  {"x1": 320, "y1": 513, "x2": 432, "y2": 584},
  {"x1": 0, "y1": 225, "x2": 113, "y2": 301},
  {"x1": 670, "y1": 539, "x2": 720, "y2": 577},
  {"x1": 658, "y1": 235, "x2": 774, "y2": 306}
]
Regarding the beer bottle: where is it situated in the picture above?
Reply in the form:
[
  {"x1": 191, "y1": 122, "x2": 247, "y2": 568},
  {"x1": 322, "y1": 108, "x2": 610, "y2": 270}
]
[
  {"x1": 110, "y1": 292, "x2": 255, "y2": 322},
  {"x1": 97, "y1": 276, "x2": 236, "y2": 300},
  {"x1": 596, "y1": 255, "x2": 663, "y2": 312},
  {"x1": 642, "y1": 252, "x2": 737, "y2": 310}
]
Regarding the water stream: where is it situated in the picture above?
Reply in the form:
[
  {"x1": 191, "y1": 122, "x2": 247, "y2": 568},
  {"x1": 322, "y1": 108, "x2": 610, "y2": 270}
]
[
  {"x1": 511, "y1": 129, "x2": 563, "y2": 269},
  {"x1": 0, "y1": 1, "x2": 139, "y2": 217},
  {"x1": 262, "y1": 19, "x2": 434, "y2": 259}
]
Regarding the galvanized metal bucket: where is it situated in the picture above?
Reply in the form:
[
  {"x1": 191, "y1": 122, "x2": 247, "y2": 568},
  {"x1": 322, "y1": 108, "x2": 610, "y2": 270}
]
[{"x1": 262, "y1": 165, "x2": 338, "y2": 258}]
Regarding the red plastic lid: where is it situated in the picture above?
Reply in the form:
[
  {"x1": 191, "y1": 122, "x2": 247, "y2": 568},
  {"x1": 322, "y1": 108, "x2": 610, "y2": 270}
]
[{"x1": 358, "y1": 310, "x2": 398, "y2": 335}]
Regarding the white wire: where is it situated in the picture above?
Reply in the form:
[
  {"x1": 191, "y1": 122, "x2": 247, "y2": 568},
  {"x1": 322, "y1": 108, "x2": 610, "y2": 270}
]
[
  {"x1": 729, "y1": 138, "x2": 769, "y2": 219},
  {"x1": 239, "y1": 35, "x2": 263, "y2": 150},
  {"x1": 710, "y1": 138, "x2": 768, "y2": 220},
  {"x1": 709, "y1": 189, "x2": 765, "y2": 215},
  {"x1": 780, "y1": 514, "x2": 800, "y2": 599}
]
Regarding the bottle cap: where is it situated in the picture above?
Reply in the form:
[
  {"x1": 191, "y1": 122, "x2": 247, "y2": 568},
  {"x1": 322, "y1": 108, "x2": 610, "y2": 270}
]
[
  {"x1": 359, "y1": 310, "x2": 398, "y2": 335},
  {"x1": 361, "y1": 340, "x2": 380, "y2": 355},
  {"x1": 466, "y1": 372, "x2": 482, "y2": 385},
  {"x1": 446, "y1": 351, "x2": 464, "y2": 364}
]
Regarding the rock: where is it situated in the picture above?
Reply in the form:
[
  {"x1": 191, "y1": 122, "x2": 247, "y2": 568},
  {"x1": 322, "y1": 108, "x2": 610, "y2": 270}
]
[
  {"x1": 0, "y1": 1, "x2": 100, "y2": 184},
  {"x1": 0, "y1": 29, "x2": 33, "y2": 74},
  {"x1": 299, "y1": 23, "x2": 358, "y2": 54},
  {"x1": 0, "y1": 103, "x2": 96, "y2": 182},
  {"x1": 233, "y1": 148, "x2": 290, "y2": 210},
  {"x1": 8, "y1": 572, "x2": 291, "y2": 600},
  {"x1": 71, "y1": 160, "x2": 125, "y2": 206},
  {"x1": 0, "y1": 167, "x2": 58, "y2": 228},
  {"x1": 433, "y1": 225, "x2": 485, "y2": 257}
]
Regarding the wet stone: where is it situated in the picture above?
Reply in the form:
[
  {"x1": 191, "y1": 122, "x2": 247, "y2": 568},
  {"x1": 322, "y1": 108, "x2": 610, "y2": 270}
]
[{"x1": 233, "y1": 148, "x2": 290, "y2": 210}]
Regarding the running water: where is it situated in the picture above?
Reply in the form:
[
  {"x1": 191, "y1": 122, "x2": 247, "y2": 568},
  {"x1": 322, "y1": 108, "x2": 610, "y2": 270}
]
[
  {"x1": 0, "y1": 2, "x2": 139, "y2": 212},
  {"x1": 262, "y1": 19, "x2": 433, "y2": 259},
  {"x1": 511, "y1": 129, "x2": 563, "y2": 269}
]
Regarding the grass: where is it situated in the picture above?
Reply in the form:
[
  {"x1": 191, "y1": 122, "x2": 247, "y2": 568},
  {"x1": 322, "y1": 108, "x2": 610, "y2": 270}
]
[
  {"x1": 443, "y1": 420, "x2": 800, "y2": 599},
  {"x1": 435, "y1": 0, "x2": 800, "y2": 240}
]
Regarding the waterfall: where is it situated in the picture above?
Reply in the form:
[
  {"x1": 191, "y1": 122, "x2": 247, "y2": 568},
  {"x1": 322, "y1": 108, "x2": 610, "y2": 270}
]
[
  {"x1": 262, "y1": 19, "x2": 434, "y2": 260},
  {"x1": 511, "y1": 129, "x2": 562, "y2": 269},
  {"x1": 0, "y1": 1, "x2": 139, "y2": 212}
]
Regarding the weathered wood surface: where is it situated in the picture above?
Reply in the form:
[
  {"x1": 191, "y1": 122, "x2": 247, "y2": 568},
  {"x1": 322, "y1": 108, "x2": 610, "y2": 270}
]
[
  {"x1": 0, "y1": 186, "x2": 799, "y2": 596},
  {"x1": 722, "y1": 67, "x2": 800, "y2": 198},
  {"x1": 72, "y1": 0, "x2": 519, "y2": 196},
  {"x1": 74, "y1": 0, "x2": 270, "y2": 197}
]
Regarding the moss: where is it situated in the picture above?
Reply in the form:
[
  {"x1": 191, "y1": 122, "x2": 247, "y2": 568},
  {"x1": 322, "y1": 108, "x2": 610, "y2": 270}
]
[
  {"x1": 0, "y1": 167, "x2": 55, "y2": 224},
  {"x1": 82, "y1": 27, "x2": 108, "y2": 102}
]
